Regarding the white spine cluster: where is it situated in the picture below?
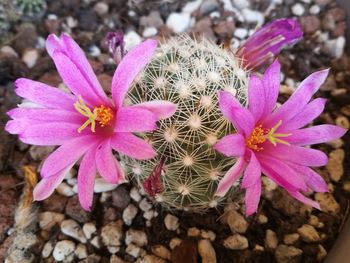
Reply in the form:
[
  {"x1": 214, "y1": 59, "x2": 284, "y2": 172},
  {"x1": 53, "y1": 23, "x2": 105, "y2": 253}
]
[{"x1": 123, "y1": 36, "x2": 248, "y2": 212}]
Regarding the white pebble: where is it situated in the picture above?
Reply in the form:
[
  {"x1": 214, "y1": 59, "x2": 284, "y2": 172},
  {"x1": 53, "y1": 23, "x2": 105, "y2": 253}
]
[
  {"x1": 310, "y1": 5, "x2": 321, "y2": 15},
  {"x1": 233, "y1": 0, "x2": 250, "y2": 9},
  {"x1": 143, "y1": 27, "x2": 158, "y2": 38},
  {"x1": 82, "y1": 222, "x2": 97, "y2": 240},
  {"x1": 242, "y1": 8, "x2": 264, "y2": 26},
  {"x1": 94, "y1": 178, "x2": 118, "y2": 193},
  {"x1": 88, "y1": 45, "x2": 101, "y2": 57},
  {"x1": 130, "y1": 187, "x2": 142, "y2": 202},
  {"x1": 75, "y1": 244, "x2": 88, "y2": 259},
  {"x1": 61, "y1": 219, "x2": 87, "y2": 243},
  {"x1": 126, "y1": 244, "x2": 142, "y2": 258},
  {"x1": 166, "y1": 13, "x2": 191, "y2": 34},
  {"x1": 164, "y1": 214, "x2": 179, "y2": 231},
  {"x1": 125, "y1": 229, "x2": 148, "y2": 247},
  {"x1": 42, "y1": 241, "x2": 54, "y2": 258},
  {"x1": 53, "y1": 240, "x2": 76, "y2": 261},
  {"x1": 234, "y1": 28, "x2": 248, "y2": 39},
  {"x1": 124, "y1": 31, "x2": 142, "y2": 50},
  {"x1": 324, "y1": 36, "x2": 345, "y2": 59},
  {"x1": 123, "y1": 204, "x2": 138, "y2": 226},
  {"x1": 182, "y1": 0, "x2": 203, "y2": 14},
  {"x1": 291, "y1": 3, "x2": 305, "y2": 16},
  {"x1": 56, "y1": 182, "x2": 75, "y2": 197},
  {"x1": 139, "y1": 198, "x2": 152, "y2": 212},
  {"x1": 22, "y1": 49, "x2": 39, "y2": 68}
]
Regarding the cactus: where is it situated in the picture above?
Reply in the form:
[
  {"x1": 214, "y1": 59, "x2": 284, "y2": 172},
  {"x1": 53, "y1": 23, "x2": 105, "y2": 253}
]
[
  {"x1": 13, "y1": 0, "x2": 46, "y2": 21},
  {"x1": 122, "y1": 36, "x2": 248, "y2": 212}
]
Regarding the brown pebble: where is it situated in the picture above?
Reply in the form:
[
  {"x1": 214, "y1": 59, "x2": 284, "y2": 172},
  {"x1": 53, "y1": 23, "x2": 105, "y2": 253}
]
[
  {"x1": 326, "y1": 149, "x2": 345, "y2": 182},
  {"x1": 171, "y1": 239, "x2": 198, "y2": 263},
  {"x1": 335, "y1": 116, "x2": 350, "y2": 129}
]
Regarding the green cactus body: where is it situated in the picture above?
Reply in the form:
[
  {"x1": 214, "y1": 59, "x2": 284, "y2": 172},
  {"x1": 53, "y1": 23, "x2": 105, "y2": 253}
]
[
  {"x1": 123, "y1": 36, "x2": 248, "y2": 212},
  {"x1": 14, "y1": 0, "x2": 46, "y2": 21}
]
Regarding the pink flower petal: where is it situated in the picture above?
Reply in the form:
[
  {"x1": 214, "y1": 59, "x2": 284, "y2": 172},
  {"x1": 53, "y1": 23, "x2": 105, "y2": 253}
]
[
  {"x1": 264, "y1": 68, "x2": 329, "y2": 127},
  {"x1": 261, "y1": 60, "x2": 281, "y2": 117},
  {"x1": 242, "y1": 151, "x2": 261, "y2": 188},
  {"x1": 51, "y1": 51, "x2": 110, "y2": 107},
  {"x1": 111, "y1": 132, "x2": 156, "y2": 160},
  {"x1": 41, "y1": 135, "x2": 100, "y2": 178},
  {"x1": 19, "y1": 122, "x2": 81, "y2": 145},
  {"x1": 215, "y1": 157, "x2": 245, "y2": 196},
  {"x1": 95, "y1": 140, "x2": 124, "y2": 184},
  {"x1": 78, "y1": 147, "x2": 97, "y2": 211},
  {"x1": 286, "y1": 124, "x2": 347, "y2": 146},
  {"x1": 258, "y1": 154, "x2": 308, "y2": 191},
  {"x1": 263, "y1": 144, "x2": 328, "y2": 167},
  {"x1": 112, "y1": 39, "x2": 157, "y2": 108},
  {"x1": 248, "y1": 73, "x2": 265, "y2": 122},
  {"x1": 131, "y1": 101, "x2": 177, "y2": 119},
  {"x1": 33, "y1": 165, "x2": 73, "y2": 201},
  {"x1": 245, "y1": 181, "x2": 261, "y2": 216},
  {"x1": 5, "y1": 119, "x2": 39, "y2": 134},
  {"x1": 288, "y1": 191, "x2": 320, "y2": 210},
  {"x1": 260, "y1": 162, "x2": 298, "y2": 191},
  {"x1": 280, "y1": 98, "x2": 326, "y2": 131},
  {"x1": 218, "y1": 91, "x2": 255, "y2": 136},
  {"x1": 214, "y1": 134, "x2": 246, "y2": 157},
  {"x1": 286, "y1": 162, "x2": 328, "y2": 192},
  {"x1": 15, "y1": 78, "x2": 76, "y2": 110},
  {"x1": 46, "y1": 34, "x2": 109, "y2": 106},
  {"x1": 115, "y1": 106, "x2": 157, "y2": 132}
]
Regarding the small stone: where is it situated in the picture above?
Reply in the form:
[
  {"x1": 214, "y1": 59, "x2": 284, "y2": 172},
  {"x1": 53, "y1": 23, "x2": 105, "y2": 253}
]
[
  {"x1": 201, "y1": 230, "x2": 216, "y2": 241},
  {"x1": 130, "y1": 187, "x2": 142, "y2": 202},
  {"x1": 94, "y1": 2, "x2": 109, "y2": 16},
  {"x1": 315, "y1": 193, "x2": 340, "y2": 216},
  {"x1": 242, "y1": 8, "x2": 264, "y2": 26},
  {"x1": 324, "y1": 37, "x2": 346, "y2": 58},
  {"x1": 108, "y1": 246, "x2": 120, "y2": 254},
  {"x1": 214, "y1": 21, "x2": 235, "y2": 40},
  {"x1": 101, "y1": 220, "x2": 123, "y2": 247},
  {"x1": 143, "y1": 254, "x2": 166, "y2": 263},
  {"x1": 188, "y1": 227, "x2": 201, "y2": 237},
  {"x1": 110, "y1": 255, "x2": 126, "y2": 263},
  {"x1": 234, "y1": 28, "x2": 248, "y2": 39},
  {"x1": 169, "y1": 238, "x2": 182, "y2": 250},
  {"x1": 140, "y1": 11, "x2": 164, "y2": 28},
  {"x1": 125, "y1": 229, "x2": 148, "y2": 247},
  {"x1": 182, "y1": 0, "x2": 202, "y2": 14},
  {"x1": 22, "y1": 49, "x2": 39, "y2": 68},
  {"x1": 39, "y1": 212, "x2": 65, "y2": 230},
  {"x1": 42, "y1": 241, "x2": 54, "y2": 258},
  {"x1": 309, "y1": 5, "x2": 321, "y2": 15},
  {"x1": 317, "y1": 244, "x2": 327, "y2": 261},
  {"x1": 112, "y1": 185, "x2": 131, "y2": 210},
  {"x1": 151, "y1": 245, "x2": 171, "y2": 260},
  {"x1": 79, "y1": 254, "x2": 101, "y2": 263},
  {"x1": 291, "y1": 3, "x2": 305, "y2": 16},
  {"x1": 61, "y1": 219, "x2": 87, "y2": 243},
  {"x1": 53, "y1": 240, "x2": 76, "y2": 261},
  {"x1": 198, "y1": 239, "x2": 216, "y2": 263},
  {"x1": 227, "y1": 211, "x2": 248, "y2": 234},
  {"x1": 254, "y1": 245, "x2": 264, "y2": 251},
  {"x1": 166, "y1": 13, "x2": 191, "y2": 34},
  {"x1": 265, "y1": 229, "x2": 278, "y2": 249},
  {"x1": 258, "y1": 214, "x2": 268, "y2": 224},
  {"x1": 299, "y1": 16, "x2": 321, "y2": 34},
  {"x1": 308, "y1": 215, "x2": 322, "y2": 228},
  {"x1": 139, "y1": 198, "x2": 152, "y2": 212},
  {"x1": 94, "y1": 178, "x2": 118, "y2": 193},
  {"x1": 79, "y1": 10, "x2": 97, "y2": 31},
  {"x1": 29, "y1": 145, "x2": 55, "y2": 161},
  {"x1": 335, "y1": 116, "x2": 349, "y2": 129},
  {"x1": 123, "y1": 204, "x2": 138, "y2": 226},
  {"x1": 56, "y1": 182, "x2": 75, "y2": 197},
  {"x1": 275, "y1": 245, "x2": 303, "y2": 263},
  {"x1": 164, "y1": 214, "x2": 179, "y2": 231},
  {"x1": 326, "y1": 138, "x2": 344, "y2": 149},
  {"x1": 199, "y1": 0, "x2": 220, "y2": 15},
  {"x1": 124, "y1": 31, "x2": 142, "y2": 50},
  {"x1": 90, "y1": 236, "x2": 102, "y2": 249},
  {"x1": 343, "y1": 181, "x2": 350, "y2": 192},
  {"x1": 297, "y1": 224, "x2": 321, "y2": 243},
  {"x1": 143, "y1": 27, "x2": 158, "y2": 38},
  {"x1": 82, "y1": 222, "x2": 97, "y2": 239},
  {"x1": 283, "y1": 233, "x2": 300, "y2": 245},
  {"x1": 75, "y1": 243, "x2": 88, "y2": 259},
  {"x1": 0, "y1": 46, "x2": 18, "y2": 57},
  {"x1": 66, "y1": 196, "x2": 91, "y2": 223},
  {"x1": 126, "y1": 243, "x2": 142, "y2": 258},
  {"x1": 223, "y1": 234, "x2": 249, "y2": 250},
  {"x1": 144, "y1": 210, "x2": 155, "y2": 220}
]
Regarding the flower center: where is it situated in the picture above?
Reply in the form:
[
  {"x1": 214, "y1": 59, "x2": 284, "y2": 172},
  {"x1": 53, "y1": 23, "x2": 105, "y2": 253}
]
[
  {"x1": 74, "y1": 96, "x2": 114, "y2": 133},
  {"x1": 246, "y1": 120, "x2": 291, "y2": 152}
]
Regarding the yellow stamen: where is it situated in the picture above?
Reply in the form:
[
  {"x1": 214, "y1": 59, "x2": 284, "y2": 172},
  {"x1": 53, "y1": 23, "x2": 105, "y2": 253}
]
[
  {"x1": 265, "y1": 120, "x2": 291, "y2": 146},
  {"x1": 74, "y1": 96, "x2": 114, "y2": 133}
]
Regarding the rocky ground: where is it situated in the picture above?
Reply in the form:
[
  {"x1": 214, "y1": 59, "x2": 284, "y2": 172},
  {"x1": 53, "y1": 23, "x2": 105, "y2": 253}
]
[{"x1": 0, "y1": 0, "x2": 349, "y2": 262}]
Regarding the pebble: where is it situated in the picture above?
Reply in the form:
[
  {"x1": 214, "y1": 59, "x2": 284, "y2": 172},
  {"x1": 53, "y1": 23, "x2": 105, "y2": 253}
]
[
  {"x1": 66, "y1": 196, "x2": 91, "y2": 223},
  {"x1": 317, "y1": 244, "x2": 327, "y2": 261},
  {"x1": 124, "y1": 31, "x2": 142, "y2": 50},
  {"x1": 171, "y1": 239, "x2": 198, "y2": 263},
  {"x1": 275, "y1": 245, "x2": 303, "y2": 263},
  {"x1": 233, "y1": 0, "x2": 250, "y2": 9},
  {"x1": 223, "y1": 234, "x2": 249, "y2": 250},
  {"x1": 166, "y1": 13, "x2": 192, "y2": 34},
  {"x1": 326, "y1": 149, "x2": 345, "y2": 182},
  {"x1": 299, "y1": 16, "x2": 321, "y2": 34},
  {"x1": 343, "y1": 181, "x2": 350, "y2": 192},
  {"x1": 139, "y1": 198, "x2": 153, "y2": 212},
  {"x1": 169, "y1": 238, "x2": 182, "y2": 249},
  {"x1": 335, "y1": 116, "x2": 350, "y2": 129},
  {"x1": 61, "y1": 219, "x2": 87, "y2": 243},
  {"x1": 198, "y1": 239, "x2": 216, "y2": 263},
  {"x1": 112, "y1": 185, "x2": 131, "y2": 210},
  {"x1": 94, "y1": 178, "x2": 118, "y2": 193},
  {"x1": 234, "y1": 28, "x2": 248, "y2": 39},
  {"x1": 265, "y1": 229, "x2": 278, "y2": 249},
  {"x1": 110, "y1": 255, "x2": 127, "y2": 263},
  {"x1": 199, "y1": 0, "x2": 220, "y2": 15},
  {"x1": 258, "y1": 214, "x2": 268, "y2": 224},
  {"x1": 125, "y1": 229, "x2": 148, "y2": 247},
  {"x1": 297, "y1": 224, "x2": 321, "y2": 243},
  {"x1": 283, "y1": 233, "x2": 300, "y2": 245},
  {"x1": 242, "y1": 9, "x2": 264, "y2": 26},
  {"x1": 90, "y1": 236, "x2": 102, "y2": 249},
  {"x1": 324, "y1": 36, "x2": 346, "y2": 58},
  {"x1": 143, "y1": 255, "x2": 166, "y2": 263},
  {"x1": 254, "y1": 245, "x2": 264, "y2": 251},
  {"x1": 53, "y1": 240, "x2": 76, "y2": 261},
  {"x1": 94, "y1": 2, "x2": 109, "y2": 16},
  {"x1": 291, "y1": 3, "x2": 305, "y2": 16},
  {"x1": 126, "y1": 243, "x2": 142, "y2": 258},
  {"x1": 29, "y1": 145, "x2": 55, "y2": 161},
  {"x1": 213, "y1": 20, "x2": 235, "y2": 40},
  {"x1": 310, "y1": 5, "x2": 321, "y2": 15},
  {"x1": 75, "y1": 243, "x2": 88, "y2": 259},
  {"x1": 39, "y1": 212, "x2": 65, "y2": 230},
  {"x1": 188, "y1": 227, "x2": 201, "y2": 237},
  {"x1": 42, "y1": 241, "x2": 54, "y2": 258},
  {"x1": 101, "y1": 220, "x2": 123, "y2": 247},
  {"x1": 79, "y1": 254, "x2": 101, "y2": 263},
  {"x1": 123, "y1": 204, "x2": 138, "y2": 226},
  {"x1": 143, "y1": 27, "x2": 158, "y2": 38},
  {"x1": 151, "y1": 245, "x2": 171, "y2": 260},
  {"x1": 227, "y1": 211, "x2": 248, "y2": 234},
  {"x1": 315, "y1": 193, "x2": 340, "y2": 215},
  {"x1": 164, "y1": 214, "x2": 179, "y2": 231},
  {"x1": 130, "y1": 187, "x2": 142, "y2": 202},
  {"x1": 140, "y1": 11, "x2": 164, "y2": 28},
  {"x1": 201, "y1": 230, "x2": 216, "y2": 241},
  {"x1": 56, "y1": 182, "x2": 75, "y2": 197},
  {"x1": 182, "y1": 0, "x2": 203, "y2": 14},
  {"x1": 82, "y1": 222, "x2": 97, "y2": 239}
]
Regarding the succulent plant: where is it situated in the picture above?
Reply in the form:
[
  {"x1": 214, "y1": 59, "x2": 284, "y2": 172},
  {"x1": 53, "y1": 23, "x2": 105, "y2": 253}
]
[
  {"x1": 122, "y1": 36, "x2": 248, "y2": 212},
  {"x1": 13, "y1": 0, "x2": 47, "y2": 21}
]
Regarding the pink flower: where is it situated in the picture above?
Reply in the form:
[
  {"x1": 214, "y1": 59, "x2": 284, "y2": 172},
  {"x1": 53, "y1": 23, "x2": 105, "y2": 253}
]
[
  {"x1": 236, "y1": 19, "x2": 303, "y2": 70},
  {"x1": 214, "y1": 60, "x2": 347, "y2": 216},
  {"x1": 6, "y1": 34, "x2": 176, "y2": 210}
]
